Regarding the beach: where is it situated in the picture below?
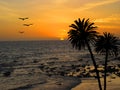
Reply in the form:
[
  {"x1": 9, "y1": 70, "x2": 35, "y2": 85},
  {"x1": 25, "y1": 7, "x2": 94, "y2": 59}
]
[
  {"x1": 0, "y1": 41, "x2": 120, "y2": 90},
  {"x1": 0, "y1": 75, "x2": 80, "y2": 90},
  {"x1": 72, "y1": 76, "x2": 120, "y2": 90},
  {"x1": 0, "y1": 57, "x2": 82, "y2": 90},
  {"x1": 0, "y1": 58, "x2": 120, "y2": 90}
]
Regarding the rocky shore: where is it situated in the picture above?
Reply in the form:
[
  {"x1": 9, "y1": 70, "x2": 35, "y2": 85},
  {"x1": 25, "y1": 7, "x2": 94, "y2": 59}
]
[{"x1": 0, "y1": 55, "x2": 120, "y2": 90}]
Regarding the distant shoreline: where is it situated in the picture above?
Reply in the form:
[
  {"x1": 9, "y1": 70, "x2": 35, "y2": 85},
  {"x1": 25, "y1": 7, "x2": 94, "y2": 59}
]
[{"x1": 0, "y1": 39, "x2": 68, "y2": 42}]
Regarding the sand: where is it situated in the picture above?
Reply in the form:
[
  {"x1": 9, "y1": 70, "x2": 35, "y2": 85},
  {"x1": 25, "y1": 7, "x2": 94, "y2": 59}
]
[
  {"x1": 0, "y1": 75, "x2": 80, "y2": 90},
  {"x1": 72, "y1": 76, "x2": 120, "y2": 90},
  {"x1": 31, "y1": 76, "x2": 80, "y2": 90}
]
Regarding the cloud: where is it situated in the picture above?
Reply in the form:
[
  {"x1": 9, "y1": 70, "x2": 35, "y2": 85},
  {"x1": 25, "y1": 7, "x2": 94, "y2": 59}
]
[
  {"x1": 0, "y1": 1, "x2": 20, "y2": 18},
  {"x1": 53, "y1": 0, "x2": 68, "y2": 4},
  {"x1": 0, "y1": 1, "x2": 13, "y2": 11},
  {"x1": 94, "y1": 14, "x2": 120, "y2": 32},
  {"x1": 95, "y1": 14, "x2": 120, "y2": 23},
  {"x1": 75, "y1": 0, "x2": 120, "y2": 11}
]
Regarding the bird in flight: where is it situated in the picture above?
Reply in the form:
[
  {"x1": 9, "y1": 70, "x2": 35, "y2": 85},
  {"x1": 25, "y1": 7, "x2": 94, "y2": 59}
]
[
  {"x1": 19, "y1": 31, "x2": 24, "y2": 34},
  {"x1": 23, "y1": 23, "x2": 33, "y2": 26},
  {"x1": 19, "y1": 17, "x2": 29, "y2": 20}
]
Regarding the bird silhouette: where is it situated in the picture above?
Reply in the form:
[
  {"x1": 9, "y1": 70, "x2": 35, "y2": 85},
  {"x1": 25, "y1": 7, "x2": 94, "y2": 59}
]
[
  {"x1": 23, "y1": 23, "x2": 33, "y2": 26},
  {"x1": 19, "y1": 31, "x2": 24, "y2": 34},
  {"x1": 19, "y1": 17, "x2": 29, "y2": 20}
]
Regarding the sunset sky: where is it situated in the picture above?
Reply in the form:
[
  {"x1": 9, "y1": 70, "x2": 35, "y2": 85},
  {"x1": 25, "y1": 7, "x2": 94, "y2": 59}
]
[{"x1": 0, "y1": 0, "x2": 120, "y2": 41}]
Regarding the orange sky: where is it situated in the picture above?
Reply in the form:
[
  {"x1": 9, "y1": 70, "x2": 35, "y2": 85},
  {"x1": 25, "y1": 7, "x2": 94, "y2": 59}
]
[{"x1": 0, "y1": 0, "x2": 120, "y2": 41}]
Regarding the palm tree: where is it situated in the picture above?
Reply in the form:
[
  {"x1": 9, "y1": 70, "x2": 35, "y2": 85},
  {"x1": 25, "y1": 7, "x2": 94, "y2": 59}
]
[
  {"x1": 95, "y1": 32, "x2": 119, "y2": 90},
  {"x1": 68, "y1": 18, "x2": 102, "y2": 90}
]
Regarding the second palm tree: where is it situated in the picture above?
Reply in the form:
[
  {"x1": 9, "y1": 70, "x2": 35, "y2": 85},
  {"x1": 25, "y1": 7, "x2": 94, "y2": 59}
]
[{"x1": 95, "y1": 32, "x2": 119, "y2": 90}]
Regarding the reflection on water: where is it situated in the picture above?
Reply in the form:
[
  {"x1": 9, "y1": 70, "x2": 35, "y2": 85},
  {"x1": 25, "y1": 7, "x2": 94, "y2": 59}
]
[{"x1": 0, "y1": 40, "x2": 88, "y2": 63}]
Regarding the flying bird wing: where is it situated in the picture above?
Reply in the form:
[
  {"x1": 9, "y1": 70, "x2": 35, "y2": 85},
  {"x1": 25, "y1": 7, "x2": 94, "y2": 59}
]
[
  {"x1": 25, "y1": 17, "x2": 29, "y2": 19},
  {"x1": 23, "y1": 24, "x2": 30, "y2": 26},
  {"x1": 29, "y1": 23, "x2": 33, "y2": 25},
  {"x1": 19, "y1": 31, "x2": 24, "y2": 34},
  {"x1": 23, "y1": 23, "x2": 33, "y2": 26},
  {"x1": 19, "y1": 17, "x2": 29, "y2": 20}
]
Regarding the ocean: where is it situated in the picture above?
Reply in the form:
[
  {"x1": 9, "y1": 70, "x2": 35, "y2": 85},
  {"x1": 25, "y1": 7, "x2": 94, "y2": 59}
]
[
  {"x1": 0, "y1": 40, "x2": 89, "y2": 89},
  {"x1": 0, "y1": 40, "x2": 89, "y2": 64}
]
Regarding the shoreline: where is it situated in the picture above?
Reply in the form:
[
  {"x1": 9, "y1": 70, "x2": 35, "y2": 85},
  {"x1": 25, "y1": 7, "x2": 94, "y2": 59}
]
[
  {"x1": 72, "y1": 76, "x2": 120, "y2": 90},
  {"x1": 7, "y1": 76, "x2": 120, "y2": 90},
  {"x1": 30, "y1": 76, "x2": 81, "y2": 90},
  {"x1": 0, "y1": 74, "x2": 81, "y2": 90}
]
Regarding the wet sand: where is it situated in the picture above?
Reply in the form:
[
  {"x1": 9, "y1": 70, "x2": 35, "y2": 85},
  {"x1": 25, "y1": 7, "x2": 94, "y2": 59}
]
[{"x1": 72, "y1": 76, "x2": 120, "y2": 90}]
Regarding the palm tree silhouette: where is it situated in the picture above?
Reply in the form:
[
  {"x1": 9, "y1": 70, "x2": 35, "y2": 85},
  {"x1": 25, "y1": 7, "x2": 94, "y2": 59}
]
[
  {"x1": 68, "y1": 18, "x2": 102, "y2": 90},
  {"x1": 95, "y1": 32, "x2": 119, "y2": 90}
]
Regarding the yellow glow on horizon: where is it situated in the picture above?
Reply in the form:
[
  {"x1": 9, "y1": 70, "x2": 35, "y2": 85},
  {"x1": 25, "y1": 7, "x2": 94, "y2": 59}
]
[
  {"x1": 57, "y1": 29, "x2": 67, "y2": 41},
  {"x1": 60, "y1": 37, "x2": 64, "y2": 41}
]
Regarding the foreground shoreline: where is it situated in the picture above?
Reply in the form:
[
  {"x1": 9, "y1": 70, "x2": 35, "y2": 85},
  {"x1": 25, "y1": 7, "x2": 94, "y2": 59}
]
[
  {"x1": 0, "y1": 74, "x2": 81, "y2": 90},
  {"x1": 5, "y1": 76, "x2": 120, "y2": 90},
  {"x1": 72, "y1": 76, "x2": 120, "y2": 90},
  {"x1": 30, "y1": 76, "x2": 81, "y2": 90}
]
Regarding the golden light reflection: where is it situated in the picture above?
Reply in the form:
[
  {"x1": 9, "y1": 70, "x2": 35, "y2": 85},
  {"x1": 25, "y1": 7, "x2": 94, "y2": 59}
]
[
  {"x1": 60, "y1": 37, "x2": 64, "y2": 41},
  {"x1": 58, "y1": 29, "x2": 67, "y2": 40}
]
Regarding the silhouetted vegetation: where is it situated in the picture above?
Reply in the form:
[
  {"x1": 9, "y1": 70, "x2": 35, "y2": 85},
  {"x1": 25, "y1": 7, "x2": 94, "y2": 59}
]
[
  {"x1": 68, "y1": 18, "x2": 120, "y2": 90},
  {"x1": 68, "y1": 18, "x2": 102, "y2": 90},
  {"x1": 95, "y1": 32, "x2": 120, "y2": 90}
]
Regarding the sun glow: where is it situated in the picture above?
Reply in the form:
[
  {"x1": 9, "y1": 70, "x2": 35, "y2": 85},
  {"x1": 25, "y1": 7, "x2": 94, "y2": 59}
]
[
  {"x1": 58, "y1": 29, "x2": 67, "y2": 41},
  {"x1": 60, "y1": 37, "x2": 64, "y2": 40}
]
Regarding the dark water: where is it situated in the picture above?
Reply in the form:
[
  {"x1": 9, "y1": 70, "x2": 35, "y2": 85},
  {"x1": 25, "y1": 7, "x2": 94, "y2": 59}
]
[{"x1": 0, "y1": 40, "x2": 88, "y2": 63}]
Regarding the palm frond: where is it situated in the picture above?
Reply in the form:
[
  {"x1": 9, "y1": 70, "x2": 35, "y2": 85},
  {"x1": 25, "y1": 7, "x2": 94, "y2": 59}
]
[
  {"x1": 68, "y1": 18, "x2": 98, "y2": 50},
  {"x1": 95, "y1": 32, "x2": 119, "y2": 56}
]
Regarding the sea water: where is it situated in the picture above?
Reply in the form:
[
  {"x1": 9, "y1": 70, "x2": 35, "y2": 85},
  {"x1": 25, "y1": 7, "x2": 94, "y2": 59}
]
[{"x1": 0, "y1": 40, "x2": 89, "y2": 64}]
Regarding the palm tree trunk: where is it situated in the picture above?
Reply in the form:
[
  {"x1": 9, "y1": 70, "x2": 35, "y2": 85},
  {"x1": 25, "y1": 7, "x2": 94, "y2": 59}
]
[
  {"x1": 104, "y1": 50, "x2": 108, "y2": 90},
  {"x1": 86, "y1": 41, "x2": 102, "y2": 90}
]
